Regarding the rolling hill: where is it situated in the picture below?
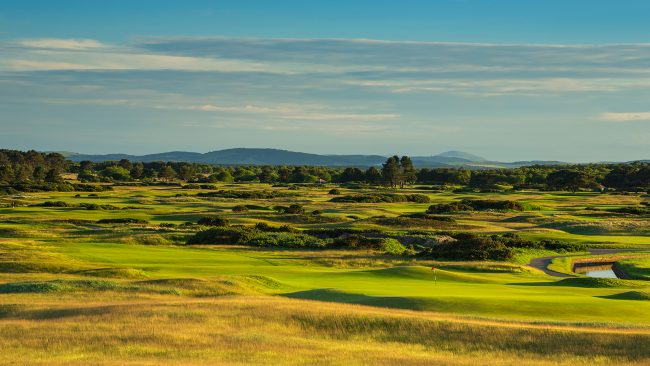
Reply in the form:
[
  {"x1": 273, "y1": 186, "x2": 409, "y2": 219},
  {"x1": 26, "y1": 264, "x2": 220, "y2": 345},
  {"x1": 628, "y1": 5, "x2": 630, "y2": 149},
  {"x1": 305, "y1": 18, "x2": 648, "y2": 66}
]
[{"x1": 66, "y1": 148, "x2": 567, "y2": 168}]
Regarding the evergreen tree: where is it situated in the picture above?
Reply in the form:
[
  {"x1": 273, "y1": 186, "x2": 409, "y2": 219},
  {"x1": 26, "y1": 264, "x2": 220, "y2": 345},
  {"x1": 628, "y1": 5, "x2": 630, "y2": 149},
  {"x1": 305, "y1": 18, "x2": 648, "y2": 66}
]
[
  {"x1": 364, "y1": 167, "x2": 382, "y2": 184},
  {"x1": 381, "y1": 156, "x2": 401, "y2": 188},
  {"x1": 399, "y1": 156, "x2": 416, "y2": 188}
]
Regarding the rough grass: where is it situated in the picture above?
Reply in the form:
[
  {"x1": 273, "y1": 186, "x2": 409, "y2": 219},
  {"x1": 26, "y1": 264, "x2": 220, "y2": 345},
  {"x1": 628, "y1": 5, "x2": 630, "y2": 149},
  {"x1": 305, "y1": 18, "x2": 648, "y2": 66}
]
[{"x1": 0, "y1": 296, "x2": 648, "y2": 365}]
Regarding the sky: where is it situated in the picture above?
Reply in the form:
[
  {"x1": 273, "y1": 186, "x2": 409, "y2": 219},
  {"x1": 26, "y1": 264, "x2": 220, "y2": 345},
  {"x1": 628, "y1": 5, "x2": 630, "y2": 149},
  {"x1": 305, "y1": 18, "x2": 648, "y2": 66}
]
[{"x1": 1, "y1": 0, "x2": 649, "y2": 162}]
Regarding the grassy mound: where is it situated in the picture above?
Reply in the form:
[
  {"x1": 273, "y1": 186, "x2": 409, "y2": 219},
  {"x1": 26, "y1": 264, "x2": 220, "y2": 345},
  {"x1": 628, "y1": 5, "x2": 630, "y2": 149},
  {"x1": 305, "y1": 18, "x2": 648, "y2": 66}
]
[
  {"x1": 75, "y1": 267, "x2": 149, "y2": 279},
  {"x1": 550, "y1": 277, "x2": 644, "y2": 288},
  {"x1": 283, "y1": 288, "x2": 430, "y2": 310},
  {"x1": 241, "y1": 275, "x2": 289, "y2": 290},
  {"x1": 362, "y1": 266, "x2": 497, "y2": 283},
  {"x1": 137, "y1": 277, "x2": 250, "y2": 297},
  {"x1": 600, "y1": 291, "x2": 650, "y2": 301},
  {"x1": 0, "y1": 279, "x2": 121, "y2": 294}
]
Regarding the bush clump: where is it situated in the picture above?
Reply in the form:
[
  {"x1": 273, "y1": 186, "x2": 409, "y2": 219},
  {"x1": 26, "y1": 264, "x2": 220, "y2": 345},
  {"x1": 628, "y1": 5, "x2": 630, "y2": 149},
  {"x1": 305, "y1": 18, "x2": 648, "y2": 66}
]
[
  {"x1": 254, "y1": 222, "x2": 296, "y2": 233},
  {"x1": 427, "y1": 199, "x2": 527, "y2": 213},
  {"x1": 401, "y1": 213, "x2": 456, "y2": 222},
  {"x1": 197, "y1": 216, "x2": 230, "y2": 227},
  {"x1": 79, "y1": 203, "x2": 120, "y2": 210},
  {"x1": 187, "y1": 226, "x2": 256, "y2": 245},
  {"x1": 247, "y1": 232, "x2": 327, "y2": 248},
  {"x1": 232, "y1": 205, "x2": 249, "y2": 213},
  {"x1": 379, "y1": 238, "x2": 407, "y2": 255},
  {"x1": 611, "y1": 206, "x2": 650, "y2": 215},
  {"x1": 272, "y1": 204, "x2": 305, "y2": 214},
  {"x1": 97, "y1": 218, "x2": 147, "y2": 224},
  {"x1": 197, "y1": 190, "x2": 293, "y2": 199},
  {"x1": 37, "y1": 201, "x2": 71, "y2": 207},
  {"x1": 330, "y1": 193, "x2": 429, "y2": 204},
  {"x1": 419, "y1": 233, "x2": 585, "y2": 261}
]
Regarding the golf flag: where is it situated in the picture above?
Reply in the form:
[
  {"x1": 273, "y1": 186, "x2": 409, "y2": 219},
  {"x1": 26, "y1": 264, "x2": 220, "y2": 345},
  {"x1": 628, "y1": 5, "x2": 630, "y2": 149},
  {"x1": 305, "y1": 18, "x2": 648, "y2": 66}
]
[{"x1": 431, "y1": 266, "x2": 437, "y2": 285}]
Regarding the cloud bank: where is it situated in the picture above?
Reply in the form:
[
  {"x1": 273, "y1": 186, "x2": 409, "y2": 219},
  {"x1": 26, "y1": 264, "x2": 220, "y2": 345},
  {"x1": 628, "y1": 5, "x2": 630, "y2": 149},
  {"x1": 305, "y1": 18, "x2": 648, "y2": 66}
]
[{"x1": 0, "y1": 36, "x2": 649, "y2": 160}]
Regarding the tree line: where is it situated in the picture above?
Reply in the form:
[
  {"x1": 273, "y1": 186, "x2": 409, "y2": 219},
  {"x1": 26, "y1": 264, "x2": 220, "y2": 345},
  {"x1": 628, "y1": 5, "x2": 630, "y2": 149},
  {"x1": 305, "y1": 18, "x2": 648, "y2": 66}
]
[{"x1": 0, "y1": 150, "x2": 648, "y2": 192}]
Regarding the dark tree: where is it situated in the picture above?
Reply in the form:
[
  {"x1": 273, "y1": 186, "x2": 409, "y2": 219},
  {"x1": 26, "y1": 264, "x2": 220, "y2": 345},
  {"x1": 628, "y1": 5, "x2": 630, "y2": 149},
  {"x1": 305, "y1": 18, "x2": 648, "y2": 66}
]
[
  {"x1": 382, "y1": 156, "x2": 401, "y2": 188},
  {"x1": 364, "y1": 167, "x2": 382, "y2": 184},
  {"x1": 399, "y1": 156, "x2": 416, "y2": 188}
]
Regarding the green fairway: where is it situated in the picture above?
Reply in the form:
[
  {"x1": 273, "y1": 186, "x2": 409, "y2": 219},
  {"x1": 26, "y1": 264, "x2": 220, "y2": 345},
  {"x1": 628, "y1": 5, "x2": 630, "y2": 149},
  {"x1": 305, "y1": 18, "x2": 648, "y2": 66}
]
[{"x1": 6, "y1": 240, "x2": 634, "y2": 324}]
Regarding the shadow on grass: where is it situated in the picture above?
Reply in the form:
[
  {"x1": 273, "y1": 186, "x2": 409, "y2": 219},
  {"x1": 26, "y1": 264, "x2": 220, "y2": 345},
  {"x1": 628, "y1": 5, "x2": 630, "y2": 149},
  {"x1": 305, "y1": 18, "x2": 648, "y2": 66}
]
[
  {"x1": 509, "y1": 277, "x2": 644, "y2": 288},
  {"x1": 597, "y1": 291, "x2": 650, "y2": 301},
  {"x1": 0, "y1": 303, "x2": 119, "y2": 320},
  {"x1": 281, "y1": 288, "x2": 430, "y2": 311}
]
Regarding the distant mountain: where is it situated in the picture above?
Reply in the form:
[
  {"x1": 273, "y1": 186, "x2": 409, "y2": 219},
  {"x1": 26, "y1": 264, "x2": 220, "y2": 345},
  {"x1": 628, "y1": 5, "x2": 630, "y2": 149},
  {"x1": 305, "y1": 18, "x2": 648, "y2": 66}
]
[
  {"x1": 69, "y1": 148, "x2": 388, "y2": 167},
  {"x1": 435, "y1": 151, "x2": 487, "y2": 162},
  {"x1": 67, "y1": 148, "x2": 569, "y2": 168}
]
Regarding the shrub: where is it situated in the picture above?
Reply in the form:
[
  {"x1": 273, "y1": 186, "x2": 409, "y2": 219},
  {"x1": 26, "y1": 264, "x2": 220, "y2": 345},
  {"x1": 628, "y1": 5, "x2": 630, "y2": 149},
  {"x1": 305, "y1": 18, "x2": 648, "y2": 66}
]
[
  {"x1": 79, "y1": 203, "x2": 120, "y2": 210},
  {"x1": 328, "y1": 188, "x2": 341, "y2": 195},
  {"x1": 247, "y1": 232, "x2": 327, "y2": 248},
  {"x1": 611, "y1": 206, "x2": 650, "y2": 215},
  {"x1": 462, "y1": 199, "x2": 526, "y2": 211},
  {"x1": 38, "y1": 201, "x2": 70, "y2": 207},
  {"x1": 287, "y1": 204, "x2": 305, "y2": 214},
  {"x1": 187, "y1": 226, "x2": 324, "y2": 248},
  {"x1": 421, "y1": 233, "x2": 515, "y2": 261},
  {"x1": 274, "y1": 204, "x2": 305, "y2": 214},
  {"x1": 244, "y1": 204, "x2": 269, "y2": 210},
  {"x1": 197, "y1": 190, "x2": 293, "y2": 199},
  {"x1": 404, "y1": 194, "x2": 430, "y2": 203},
  {"x1": 379, "y1": 238, "x2": 407, "y2": 255},
  {"x1": 330, "y1": 193, "x2": 429, "y2": 203},
  {"x1": 197, "y1": 216, "x2": 230, "y2": 227},
  {"x1": 232, "y1": 205, "x2": 249, "y2": 213},
  {"x1": 97, "y1": 218, "x2": 147, "y2": 224},
  {"x1": 427, "y1": 202, "x2": 472, "y2": 213},
  {"x1": 305, "y1": 228, "x2": 380, "y2": 239},
  {"x1": 332, "y1": 234, "x2": 383, "y2": 249},
  {"x1": 187, "y1": 226, "x2": 255, "y2": 245},
  {"x1": 402, "y1": 213, "x2": 456, "y2": 222},
  {"x1": 541, "y1": 240, "x2": 586, "y2": 252},
  {"x1": 254, "y1": 223, "x2": 296, "y2": 233},
  {"x1": 427, "y1": 199, "x2": 527, "y2": 213}
]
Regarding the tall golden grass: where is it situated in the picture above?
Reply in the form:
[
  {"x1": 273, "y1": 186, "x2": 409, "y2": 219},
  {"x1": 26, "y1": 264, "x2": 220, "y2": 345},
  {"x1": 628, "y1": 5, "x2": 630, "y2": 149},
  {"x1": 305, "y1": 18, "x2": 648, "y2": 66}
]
[{"x1": 0, "y1": 294, "x2": 648, "y2": 365}]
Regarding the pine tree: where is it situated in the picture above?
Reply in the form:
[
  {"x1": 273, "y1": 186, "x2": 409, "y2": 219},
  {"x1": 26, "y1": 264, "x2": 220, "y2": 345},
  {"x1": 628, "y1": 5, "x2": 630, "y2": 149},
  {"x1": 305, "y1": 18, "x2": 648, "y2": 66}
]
[
  {"x1": 400, "y1": 156, "x2": 416, "y2": 188},
  {"x1": 382, "y1": 155, "x2": 401, "y2": 188}
]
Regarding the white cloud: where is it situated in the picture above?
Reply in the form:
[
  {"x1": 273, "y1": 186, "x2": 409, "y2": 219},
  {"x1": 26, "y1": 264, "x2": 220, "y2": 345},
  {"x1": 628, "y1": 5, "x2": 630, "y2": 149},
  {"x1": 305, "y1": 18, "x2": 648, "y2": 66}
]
[
  {"x1": 185, "y1": 103, "x2": 399, "y2": 121},
  {"x1": 16, "y1": 38, "x2": 108, "y2": 50},
  {"x1": 0, "y1": 39, "x2": 270, "y2": 72},
  {"x1": 599, "y1": 112, "x2": 650, "y2": 122}
]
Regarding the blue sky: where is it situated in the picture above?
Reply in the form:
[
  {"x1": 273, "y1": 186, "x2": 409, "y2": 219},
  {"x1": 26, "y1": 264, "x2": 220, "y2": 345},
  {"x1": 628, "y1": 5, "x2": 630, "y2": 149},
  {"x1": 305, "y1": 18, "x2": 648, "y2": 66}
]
[{"x1": 1, "y1": 1, "x2": 649, "y2": 161}]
